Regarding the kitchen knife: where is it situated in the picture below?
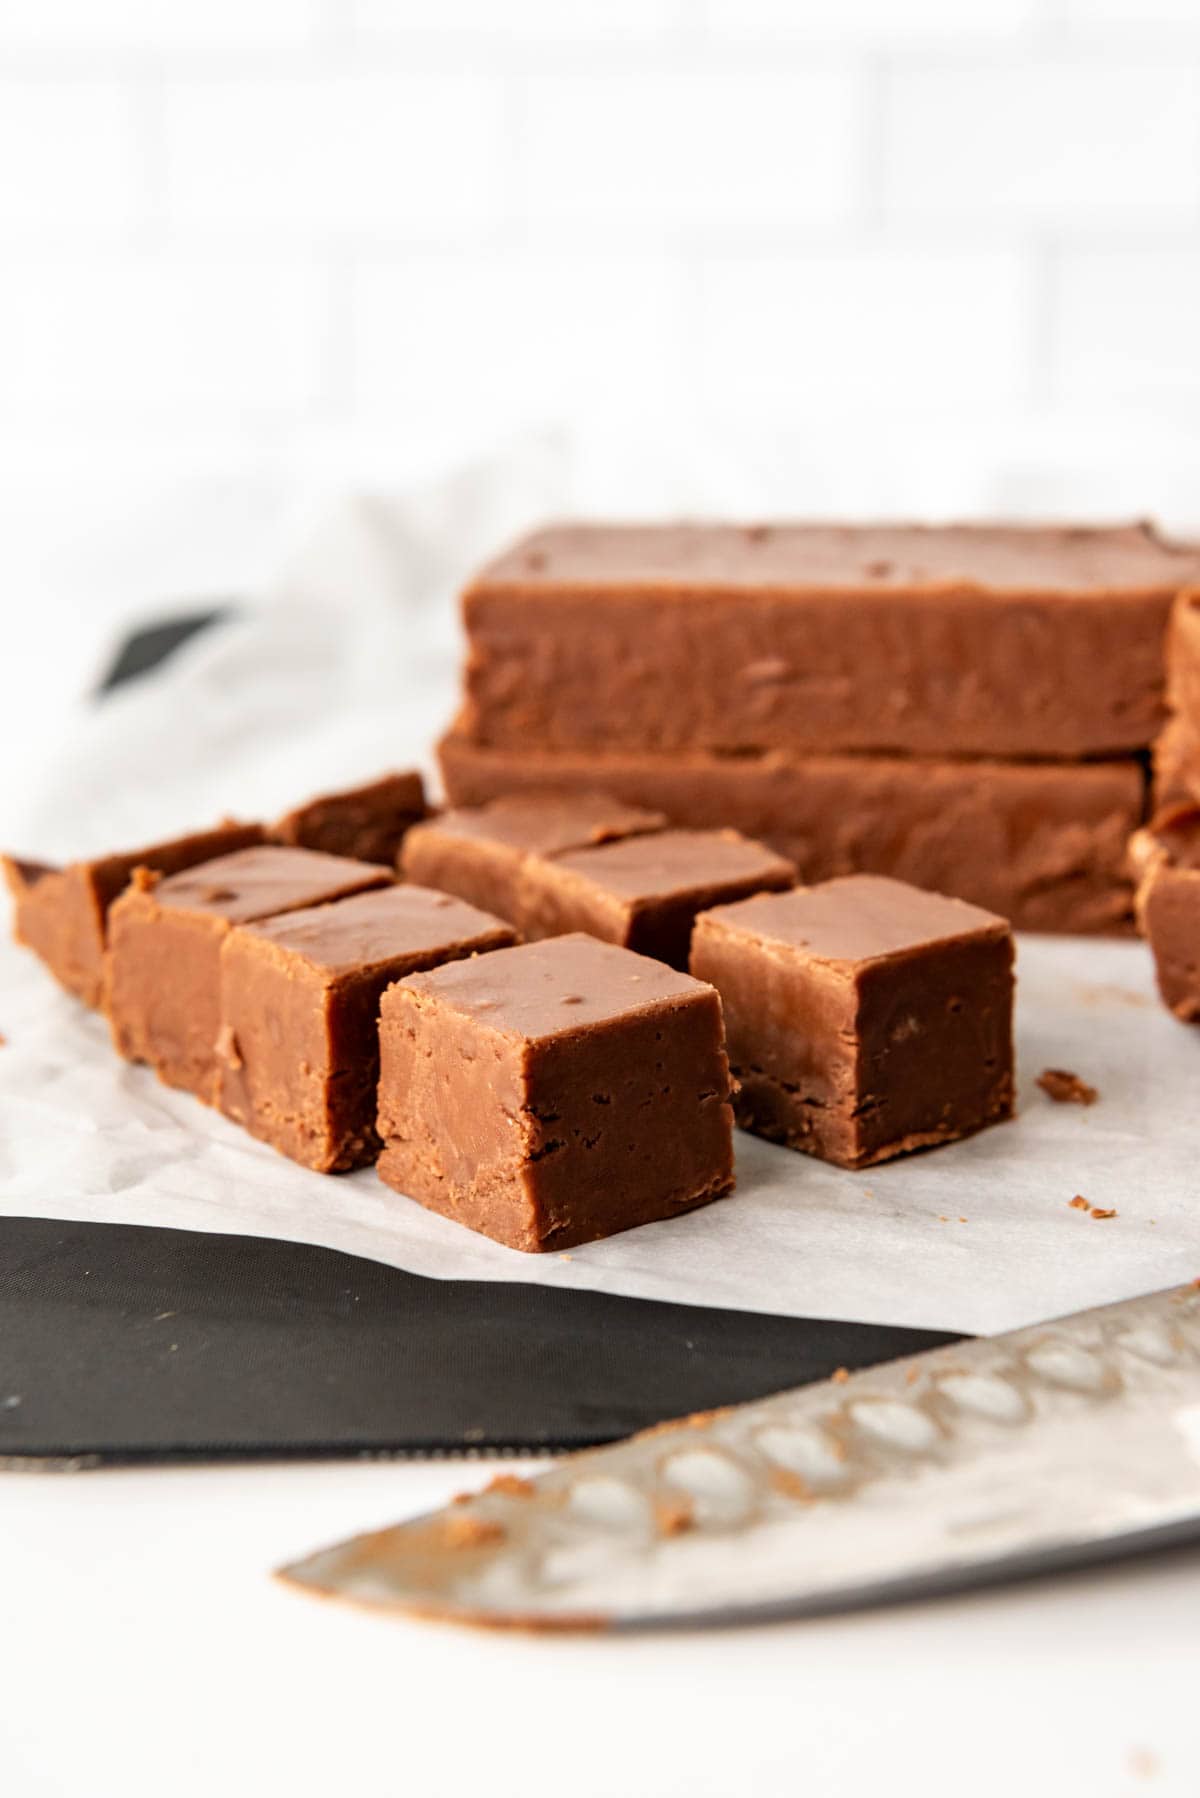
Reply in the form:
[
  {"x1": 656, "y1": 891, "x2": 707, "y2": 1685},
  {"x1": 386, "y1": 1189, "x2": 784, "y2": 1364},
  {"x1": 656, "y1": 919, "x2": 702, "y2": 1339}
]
[{"x1": 279, "y1": 1282, "x2": 1200, "y2": 1631}]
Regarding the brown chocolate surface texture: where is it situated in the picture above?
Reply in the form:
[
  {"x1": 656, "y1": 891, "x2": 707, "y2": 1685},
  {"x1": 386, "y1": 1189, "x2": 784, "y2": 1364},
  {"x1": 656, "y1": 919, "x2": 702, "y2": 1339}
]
[
  {"x1": 106, "y1": 845, "x2": 390, "y2": 1100},
  {"x1": 1151, "y1": 715, "x2": 1200, "y2": 809},
  {"x1": 1167, "y1": 589, "x2": 1200, "y2": 724},
  {"x1": 376, "y1": 933, "x2": 735, "y2": 1252},
  {"x1": 218, "y1": 884, "x2": 515, "y2": 1171},
  {"x1": 516, "y1": 827, "x2": 795, "y2": 968},
  {"x1": 690, "y1": 875, "x2": 1015, "y2": 1169},
  {"x1": 401, "y1": 790, "x2": 665, "y2": 923},
  {"x1": 462, "y1": 521, "x2": 1200, "y2": 760},
  {"x1": 438, "y1": 732, "x2": 1144, "y2": 935},
  {"x1": 1130, "y1": 801, "x2": 1200, "y2": 1022},
  {"x1": 272, "y1": 770, "x2": 427, "y2": 866},
  {"x1": 2, "y1": 820, "x2": 265, "y2": 1008}
]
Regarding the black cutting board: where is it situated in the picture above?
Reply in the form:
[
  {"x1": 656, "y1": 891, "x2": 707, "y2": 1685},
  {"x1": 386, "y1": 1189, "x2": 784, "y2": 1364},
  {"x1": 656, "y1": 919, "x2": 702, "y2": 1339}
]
[{"x1": 0, "y1": 1217, "x2": 958, "y2": 1466}]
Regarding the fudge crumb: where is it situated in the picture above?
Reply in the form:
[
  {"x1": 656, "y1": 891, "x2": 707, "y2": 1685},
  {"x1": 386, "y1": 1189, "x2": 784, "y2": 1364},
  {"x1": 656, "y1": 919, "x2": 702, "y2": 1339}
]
[
  {"x1": 769, "y1": 1467, "x2": 813, "y2": 1502},
  {"x1": 442, "y1": 1513, "x2": 506, "y2": 1550},
  {"x1": 0, "y1": 1030, "x2": 7, "y2": 1046},
  {"x1": 1069, "y1": 1195, "x2": 1090, "y2": 1211},
  {"x1": 654, "y1": 1497, "x2": 695, "y2": 1537},
  {"x1": 905, "y1": 1367, "x2": 920, "y2": 1385},
  {"x1": 1090, "y1": 1206, "x2": 1118, "y2": 1220},
  {"x1": 485, "y1": 1473, "x2": 534, "y2": 1499},
  {"x1": 558, "y1": 1253, "x2": 573, "y2": 1262},
  {"x1": 831, "y1": 1366, "x2": 850, "y2": 1384},
  {"x1": 1037, "y1": 1067, "x2": 1099, "y2": 1106}
]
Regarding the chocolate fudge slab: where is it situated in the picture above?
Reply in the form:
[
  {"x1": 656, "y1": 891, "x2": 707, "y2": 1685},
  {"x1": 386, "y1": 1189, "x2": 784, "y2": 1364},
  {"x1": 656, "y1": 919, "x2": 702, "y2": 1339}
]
[
  {"x1": 691, "y1": 876, "x2": 1015, "y2": 1168},
  {"x1": 2, "y1": 820, "x2": 265, "y2": 1008},
  {"x1": 401, "y1": 791, "x2": 665, "y2": 923},
  {"x1": 376, "y1": 934, "x2": 735, "y2": 1252},
  {"x1": 106, "y1": 846, "x2": 390, "y2": 1101},
  {"x1": 272, "y1": 770, "x2": 427, "y2": 866},
  {"x1": 518, "y1": 827, "x2": 795, "y2": 968},
  {"x1": 438, "y1": 732, "x2": 1144, "y2": 935},
  {"x1": 462, "y1": 521, "x2": 1200, "y2": 759},
  {"x1": 217, "y1": 885, "x2": 516, "y2": 1171},
  {"x1": 1131, "y1": 804, "x2": 1200, "y2": 1022}
]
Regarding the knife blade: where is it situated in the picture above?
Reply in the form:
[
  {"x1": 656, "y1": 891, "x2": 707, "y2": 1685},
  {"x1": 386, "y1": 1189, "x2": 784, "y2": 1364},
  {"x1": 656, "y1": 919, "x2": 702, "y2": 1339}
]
[{"x1": 279, "y1": 1282, "x2": 1200, "y2": 1632}]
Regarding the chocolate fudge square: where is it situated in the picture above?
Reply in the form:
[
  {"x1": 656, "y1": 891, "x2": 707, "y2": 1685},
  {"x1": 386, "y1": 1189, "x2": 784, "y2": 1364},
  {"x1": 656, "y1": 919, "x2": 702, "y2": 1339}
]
[
  {"x1": 401, "y1": 791, "x2": 665, "y2": 924},
  {"x1": 1131, "y1": 803, "x2": 1200, "y2": 1022},
  {"x1": 2, "y1": 820, "x2": 264, "y2": 1008},
  {"x1": 272, "y1": 770, "x2": 427, "y2": 866},
  {"x1": 691, "y1": 875, "x2": 1014, "y2": 1168},
  {"x1": 376, "y1": 933, "x2": 736, "y2": 1252},
  {"x1": 106, "y1": 845, "x2": 390, "y2": 1101},
  {"x1": 217, "y1": 885, "x2": 516, "y2": 1171},
  {"x1": 518, "y1": 828, "x2": 795, "y2": 969}
]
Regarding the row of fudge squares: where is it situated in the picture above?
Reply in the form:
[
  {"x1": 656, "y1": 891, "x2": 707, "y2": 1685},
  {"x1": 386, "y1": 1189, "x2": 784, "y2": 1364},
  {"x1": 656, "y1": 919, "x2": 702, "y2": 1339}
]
[
  {"x1": 383, "y1": 871, "x2": 1013, "y2": 1247},
  {"x1": 100, "y1": 843, "x2": 1011, "y2": 1249},
  {"x1": 2, "y1": 769, "x2": 428, "y2": 1009}
]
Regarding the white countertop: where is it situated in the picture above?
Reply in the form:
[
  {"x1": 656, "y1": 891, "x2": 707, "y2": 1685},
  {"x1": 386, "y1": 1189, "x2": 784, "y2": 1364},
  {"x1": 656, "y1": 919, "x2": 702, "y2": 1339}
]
[{"x1": 5, "y1": 1454, "x2": 1198, "y2": 1798}]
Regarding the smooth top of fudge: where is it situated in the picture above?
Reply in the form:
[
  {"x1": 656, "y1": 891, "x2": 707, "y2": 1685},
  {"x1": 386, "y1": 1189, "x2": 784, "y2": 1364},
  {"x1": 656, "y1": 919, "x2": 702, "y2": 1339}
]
[
  {"x1": 422, "y1": 791, "x2": 666, "y2": 858},
  {"x1": 471, "y1": 520, "x2": 1200, "y2": 599},
  {"x1": 151, "y1": 844, "x2": 390, "y2": 924},
  {"x1": 393, "y1": 932, "x2": 711, "y2": 1041},
  {"x1": 700, "y1": 875, "x2": 1010, "y2": 967},
  {"x1": 233, "y1": 883, "x2": 513, "y2": 975},
  {"x1": 4, "y1": 820, "x2": 266, "y2": 911},
  {"x1": 548, "y1": 827, "x2": 794, "y2": 902}
]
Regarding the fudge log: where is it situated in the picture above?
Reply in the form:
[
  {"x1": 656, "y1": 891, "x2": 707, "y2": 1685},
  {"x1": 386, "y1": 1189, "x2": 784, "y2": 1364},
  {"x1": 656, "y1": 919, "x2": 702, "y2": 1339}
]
[
  {"x1": 271, "y1": 770, "x2": 427, "y2": 866},
  {"x1": 516, "y1": 827, "x2": 794, "y2": 968},
  {"x1": 1130, "y1": 803, "x2": 1200, "y2": 1022},
  {"x1": 217, "y1": 885, "x2": 516, "y2": 1171},
  {"x1": 461, "y1": 521, "x2": 1200, "y2": 760},
  {"x1": 438, "y1": 733, "x2": 1145, "y2": 935},
  {"x1": 691, "y1": 875, "x2": 1015, "y2": 1168},
  {"x1": 401, "y1": 791, "x2": 665, "y2": 922},
  {"x1": 106, "y1": 846, "x2": 390, "y2": 1100},
  {"x1": 2, "y1": 820, "x2": 265, "y2": 1008},
  {"x1": 376, "y1": 934, "x2": 735, "y2": 1252}
]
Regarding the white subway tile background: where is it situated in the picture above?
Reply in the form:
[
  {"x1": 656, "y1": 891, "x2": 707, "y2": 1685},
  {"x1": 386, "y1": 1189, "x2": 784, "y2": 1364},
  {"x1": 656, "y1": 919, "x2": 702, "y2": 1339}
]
[
  {"x1": 4, "y1": 0, "x2": 1200, "y2": 769},
  {"x1": 2, "y1": 0, "x2": 1199, "y2": 496}
]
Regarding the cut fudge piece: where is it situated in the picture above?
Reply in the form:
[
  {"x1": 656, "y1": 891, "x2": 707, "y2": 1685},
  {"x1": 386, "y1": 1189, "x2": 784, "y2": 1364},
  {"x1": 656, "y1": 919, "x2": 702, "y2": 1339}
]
[
  {"x1": 400, "y1": 791, "x2": 665, "y2": 923},
  {"x1": 517, "y1": 828, "x2": 795, "y2": 968},
  {"x1": 2, "y1": 820, "x2": 265, "y2": 1008},
  {"x1": 1151, "y1": 715, "x2": 1200, "y2": 809},
  {"x1": 272, "y1": 770, "x2": 427, "y2": 866},
  {"x1": 376, "y1": 933, "x2": 735, "y2": 1251},
  {"x1": 438, "y1": 731, "x2": 1145, "y2": 935},
  {"x1": 217, "y1": 885, "x2": 516, "y2": 1171},
  {"x1": 1130, "y1": 803, "x2": 1200, "y2": 1022},
  {"x1": 462, "y1": 521, "x2": 1200, "y2": 760},
  {"x1": 1167, "y1": 587, "x2": 1200, "y2": 726},
  {"x1": 690, "y1": 875, "x2": 1014, "y2": 1168},
  {"x1": 106, "y1": 845, "x2": 390, "y2": 1100}
]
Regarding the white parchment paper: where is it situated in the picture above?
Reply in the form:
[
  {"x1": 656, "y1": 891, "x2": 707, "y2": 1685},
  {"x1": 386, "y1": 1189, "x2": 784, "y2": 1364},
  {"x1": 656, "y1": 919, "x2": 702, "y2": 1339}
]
[{"x1": 3, "y1": 448, "x2": 1199, "y2": 1336}]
